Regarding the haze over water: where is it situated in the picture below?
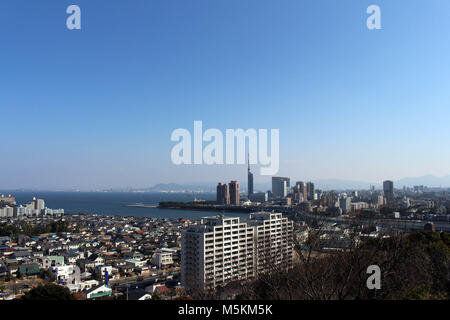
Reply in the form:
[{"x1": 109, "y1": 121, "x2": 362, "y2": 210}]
[{"x1": 0, "y1": 191, "x2": 247, "y2": 219}]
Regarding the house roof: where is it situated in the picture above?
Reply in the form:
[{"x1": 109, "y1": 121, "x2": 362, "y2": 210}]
[
  {"x1": 127, "y1": 288, "x2": 150, "y2": 300},
  {"x1": 85, "y1": 284, "x2": 111, "y2": 294},
  {"x1": 155, "y1": 285, "x2": 171, "y2": 294},
  {"x1": 88, "y1": 254, "x2": 102, "y2": 261},
  {"x1": 19, "y1": 264, "x2": 40, "y2": 275}
]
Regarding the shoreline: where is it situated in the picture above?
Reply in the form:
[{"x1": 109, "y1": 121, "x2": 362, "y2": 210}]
[{"x1": 157, "y1": 202, "x2": 254, "y2": 213}]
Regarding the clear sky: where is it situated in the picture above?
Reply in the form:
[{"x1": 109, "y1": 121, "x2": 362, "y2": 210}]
[{"x1": 1, "y1": 0, "x2": 450, "y2": 190}]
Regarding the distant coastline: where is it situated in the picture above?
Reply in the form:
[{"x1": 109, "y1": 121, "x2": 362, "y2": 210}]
[
  {"x1": 0, "y1": 191, "x2": 249, "y2": 219},
  {"x1": 126, "y1": 203, "x2": 158, "y2": 208},
  {"x1": 158, "y1": 201, "x2": 254, "y2": 214}
]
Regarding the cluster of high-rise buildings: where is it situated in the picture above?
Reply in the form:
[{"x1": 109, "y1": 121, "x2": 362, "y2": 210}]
[
  {"x1": 186, "y1": 163, "x2": 299, "y2": 293},
  {"x1": 216, "y1": 181, "x2": 240, "y2": 205},
  {"x1": 213, "y1": 157, "x2": 408, "y2": 224},
  {"x1": 217, "y1": 175, "x2": 317, "y2": 205},
  {"x1": 216, "y1": 162, "x2": 399, "y2": 210},
  {"x1": 0, "y1": 195, "x2": 64, "y2": 217},
  {"x1": 188, "y1": 168, "x2": 418, "y2": 294}
]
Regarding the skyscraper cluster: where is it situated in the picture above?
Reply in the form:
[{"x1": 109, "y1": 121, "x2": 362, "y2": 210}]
[{"x1": 217, "y1": 181, "x2": 240, "y2": 205}]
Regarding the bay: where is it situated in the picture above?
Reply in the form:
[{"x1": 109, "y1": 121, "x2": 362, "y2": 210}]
[{"x1": 0, "y1": 191, "x2": 247, "y2": 219}]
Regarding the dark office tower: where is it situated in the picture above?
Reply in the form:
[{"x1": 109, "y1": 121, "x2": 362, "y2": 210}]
[
  {"x1": 216, "y1": 183, "x2": 230, "y2": 205},
  {"x1": 248, "y1": 158, "x2": 254, "y2": 196},
  {"x1": 272, "y1": 177, "x2": 290, "y2": 199},
  {"x1": 306, "y1": 182, "x2": 315, "y2": 200},
  {"x1": 383, "y1": 180, "x2": 394, "y2": 204},
  {"x1": 229, "y1": 180, "x2": 240, "y2": 205}
]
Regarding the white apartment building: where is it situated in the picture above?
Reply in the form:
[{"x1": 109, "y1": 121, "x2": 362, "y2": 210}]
[
  {"x1": 181, "y1": 212, "x2": 293, "y2": 293},
  {"x1": 42, "y1": 208, "x2": 64, "y2": 215},
  {"x1": 152, "y1": 249, "x2": 174, "y2": 269},
  {"x1": 0, "y1": 206, "x2": 14, "y2": 217},
  {"x1": 351, "y1": 202, "x2": 369, "y2": 211},
  {"x1": 15, "y1": 205, "x2": 39, "y2": 217},
  {"x1": 247, "y1": 212, "x2": 294, "y2": 275},
  {"x1": 42, "y1": 255, "x2": 65, "y2": 269},
  {"x1": 50, "y1": 264, "x2": 81, "y2": 285}
]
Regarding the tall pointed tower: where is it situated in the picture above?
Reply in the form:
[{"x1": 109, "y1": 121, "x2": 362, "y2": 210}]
[{"x1": 248, "y1": 154, "x2": 254, "y2": 196}]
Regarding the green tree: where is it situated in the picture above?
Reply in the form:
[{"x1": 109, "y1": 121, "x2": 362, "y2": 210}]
[
  {"x1": 151, "y1": 292, "x2": 164, "y2": 300},
  {"x1": 21, "y1": 284, "x2": 75, "y2": 300}
]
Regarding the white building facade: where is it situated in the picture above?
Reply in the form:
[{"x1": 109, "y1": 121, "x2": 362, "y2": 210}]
[{"x1": 181, "y1": 212, "x2": 293, "y2": 292}]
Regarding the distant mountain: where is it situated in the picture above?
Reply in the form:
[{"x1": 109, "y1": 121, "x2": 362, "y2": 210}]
[
  {"x1": 394, "y1": 175, "x2": 450, "y2": 188},
  {"x1": 145, "y1": 180, "x2": 379, "y2": 193},
  {"x1": 298, "y1": 176, "x2": 450, "y2": 190},
  {"x1": 309, "y1": 175, "x2": 450, "y2": 190},
  {"x1": 126, "y1": 174, "x2": 450, "y2": 193},
  {"x1": 148, "y1": 183, "x2": 268, "y2": 193}
]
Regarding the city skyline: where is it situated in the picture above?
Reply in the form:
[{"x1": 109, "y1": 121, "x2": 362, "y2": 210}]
[
  {"x1": 2, "y1": 1, "x2": 450, "y2": 190},
  {"x1": 3, "y1": 173, "x2": 450, "y2": 193},
  {"x1": 0, "y1": 169, "x2": 450, "y2": 193}
]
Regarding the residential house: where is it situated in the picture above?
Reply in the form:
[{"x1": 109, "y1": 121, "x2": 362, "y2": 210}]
[{"x1": 84, "y1": 284, "x2": 112, "y2": 300}]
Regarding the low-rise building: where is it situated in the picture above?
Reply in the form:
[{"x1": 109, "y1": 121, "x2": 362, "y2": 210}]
[
  {"x1": 84, "y1": 284, "x2": 112, "y2": 300},
  {"x1": 152, "y1": 250, "x2": 173, "y2": 269}
]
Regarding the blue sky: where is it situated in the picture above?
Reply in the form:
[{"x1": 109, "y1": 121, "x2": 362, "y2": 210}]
[{"x1": 1, "y1": 0, "x2": 450, "y2": 190}]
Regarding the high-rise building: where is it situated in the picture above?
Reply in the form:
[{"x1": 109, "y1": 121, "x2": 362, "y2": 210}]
[
  {"x1": 306, "y1": 182, "x2": 315, "y2": 200},
  {"x1": 229, "y1": 181, "x2": 240, "y2": 205},
  {"x1": 383, "y1": 180, "x2": 394, "y2": 204},
  {"x1": 181, "y1": 213, "x2": 293, "y2": 292},
  {"x1": 0, "y1": 195, "x2": 16, "y2": 207},
  {"x1": 248, "y1": 158, "x2": 254, "y2": 196},
  {"x1": 339, "y1": 197, "x2": 352, "y2": 213},
  {"x1": 181, "y1": 216, "x2": 254, "y2": 292},
  {"x1": 292, "y1": 182, "x2": 305, "y2": 203},
  {"x1": 294, "y1": 182, "x2": 307, "y2": 202},
  {"x1": 0, "y1": 206, "x2": 14, "y2": 217},
  {"x1": 272, "y1": 177, "x2": 290, "y2": 199},
  {"x1": 216, "y1": 183, "x2": 230, "y2": 205},
  {"x1": 249, "y1": 213, "x2": 294, "y2": 275},
  {"x1": 32, "y1": 198, "x2": 45, "y2": 211}
]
